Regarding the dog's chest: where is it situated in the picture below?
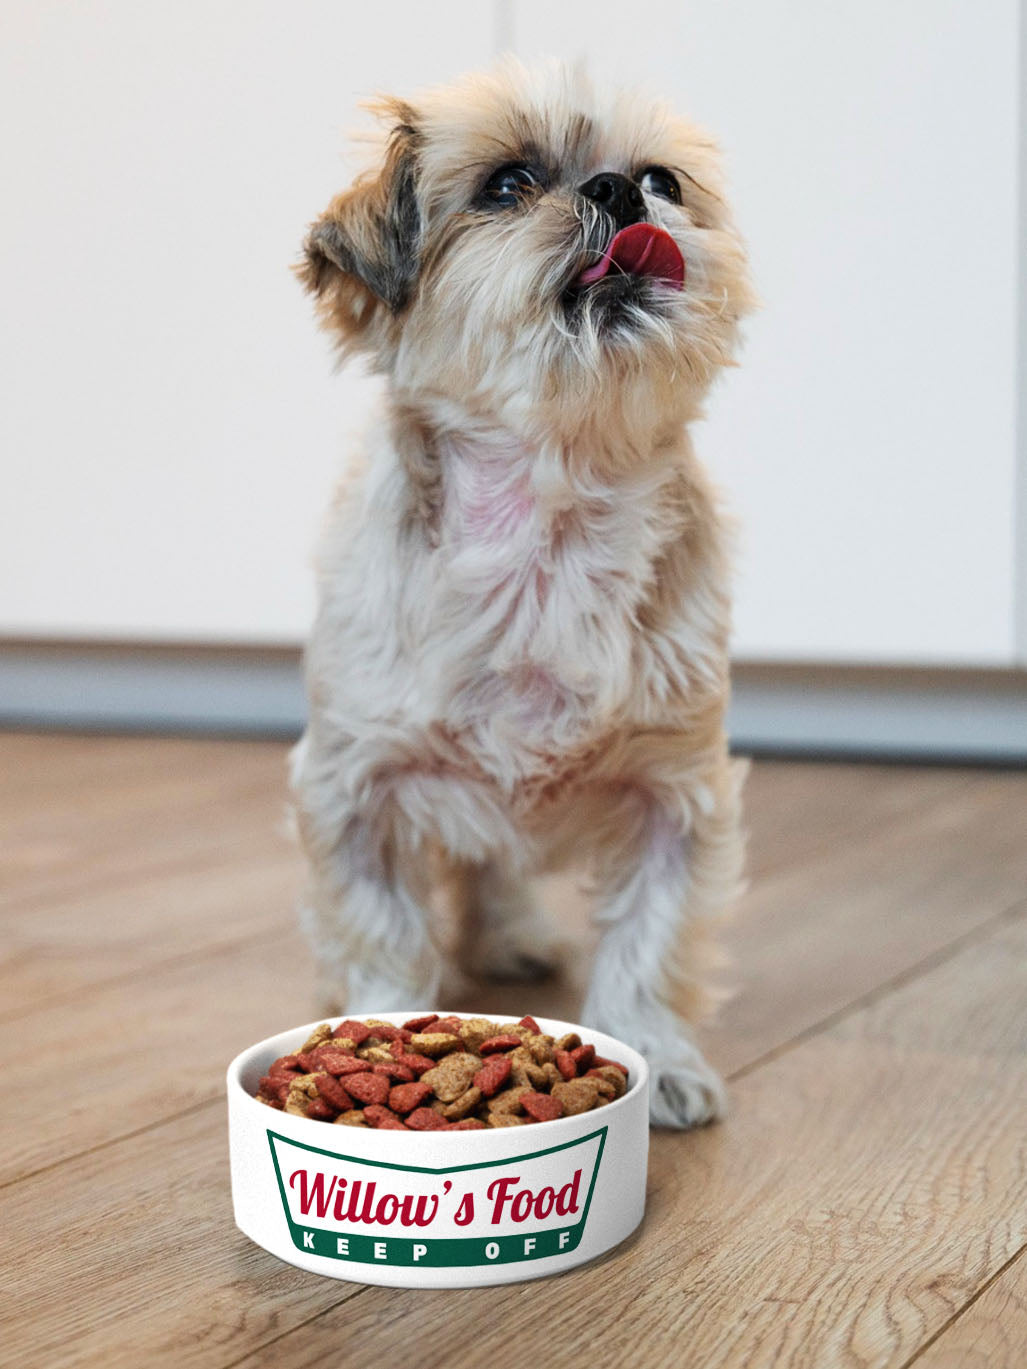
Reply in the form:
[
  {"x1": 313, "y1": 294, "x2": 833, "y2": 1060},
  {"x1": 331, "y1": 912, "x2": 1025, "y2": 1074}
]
[{"x1": 426, "y1": 441, "x2": 671, "y2": 753}]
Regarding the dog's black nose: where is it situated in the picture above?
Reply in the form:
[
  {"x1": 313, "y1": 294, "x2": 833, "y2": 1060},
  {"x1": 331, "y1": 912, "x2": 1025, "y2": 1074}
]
[{"x1": 578, "y1": 172, "x2": 646, "y2": 229}]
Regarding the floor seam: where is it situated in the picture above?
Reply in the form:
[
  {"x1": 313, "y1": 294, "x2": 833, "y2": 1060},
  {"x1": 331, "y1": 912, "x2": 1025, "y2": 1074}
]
[
  {"x1": 727, "y1": 894, "x2": 1027, "y2": 1083},
  {"x1": 897, "y1": 1240, "x2": 1027, "y2": 1369}
]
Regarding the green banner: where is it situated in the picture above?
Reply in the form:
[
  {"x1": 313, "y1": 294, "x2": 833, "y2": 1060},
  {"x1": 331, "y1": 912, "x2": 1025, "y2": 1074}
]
[{"x1": 267, "y1": 1125, "x2": 607, "y2": 1268}]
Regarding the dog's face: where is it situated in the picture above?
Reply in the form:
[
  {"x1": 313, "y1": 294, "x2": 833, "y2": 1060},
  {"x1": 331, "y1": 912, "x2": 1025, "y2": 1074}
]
[{"x1": 300, "y1": 60, "x2": 752, "y2": 434}]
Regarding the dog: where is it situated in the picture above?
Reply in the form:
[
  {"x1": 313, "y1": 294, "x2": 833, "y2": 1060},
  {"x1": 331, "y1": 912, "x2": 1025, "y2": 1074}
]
[{"x1": 290, "y1": 57, "x2": 754, "y2": 1127}]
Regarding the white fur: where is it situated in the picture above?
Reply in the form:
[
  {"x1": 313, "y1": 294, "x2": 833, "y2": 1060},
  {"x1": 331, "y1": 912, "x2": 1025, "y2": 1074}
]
[{"x1": 291, "y1": 59, "x2": 754, "y2": 1126}]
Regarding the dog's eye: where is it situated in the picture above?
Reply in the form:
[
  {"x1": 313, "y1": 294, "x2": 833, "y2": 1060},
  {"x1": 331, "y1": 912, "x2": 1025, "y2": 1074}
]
[
  {"x1": 639, "y1": 167, "x2": 681, "y2": 204},
  {"x1": 482, "y1": 164, "x2": 540, "y2": 209}
]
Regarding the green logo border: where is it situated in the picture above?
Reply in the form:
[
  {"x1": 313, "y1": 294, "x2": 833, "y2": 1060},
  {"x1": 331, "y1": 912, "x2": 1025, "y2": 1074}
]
[{"x1": 266, "y1": 1123, "x2": 607, "y2": 1268}]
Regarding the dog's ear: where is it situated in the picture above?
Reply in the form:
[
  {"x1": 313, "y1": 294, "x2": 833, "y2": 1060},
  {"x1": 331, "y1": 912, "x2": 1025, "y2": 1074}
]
[{"x1": 297, "y1": 103, "x2": 422, "y2": 346}]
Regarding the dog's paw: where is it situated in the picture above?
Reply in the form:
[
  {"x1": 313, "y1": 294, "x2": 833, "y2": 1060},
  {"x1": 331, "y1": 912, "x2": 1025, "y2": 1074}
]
[{"x1": 648, "y1": 1055, "x2": 726, "y2": 1129}]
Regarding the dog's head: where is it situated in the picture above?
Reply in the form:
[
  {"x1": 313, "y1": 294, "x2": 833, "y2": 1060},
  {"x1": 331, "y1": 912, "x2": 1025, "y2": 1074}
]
[{"x1": 299, "y1": 59, "x2": 753, "y2": 435}]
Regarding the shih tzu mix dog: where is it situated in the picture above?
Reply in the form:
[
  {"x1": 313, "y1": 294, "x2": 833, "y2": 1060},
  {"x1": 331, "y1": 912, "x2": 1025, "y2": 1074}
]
[{"x1": 290, "y1": 58, "x2": 753, "y2": 1127}]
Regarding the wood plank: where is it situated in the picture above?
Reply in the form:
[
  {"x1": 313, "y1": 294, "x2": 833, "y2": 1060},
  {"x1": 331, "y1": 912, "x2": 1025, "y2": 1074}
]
[
  {"x1": 912, "y1": 1249, "x2": 1027, "y2": 1368},
  {"x1": 0, "y1": 736, "x2": 291, "y2": 910},
  {"x1": 0, "y1": 932, "x2": 315, "y2": 1186},
  {"x1": 0, "y1": 1103, "x2": 362, "y2": 1369},
  {"x1": 707, "y1": 770, "x2": 1027, "y2": 1075},
  {"x1": 1, "y1": 753, "x2": 1021, "y2": 1188},
  {"x1": 0, "y1": 852, "x2": 299, "y2": 1019},
  {"x1": 740, "y1": 760, "x2": 971, "y2": 879},
  {"x1": 229, "y1": 909, "x2": 1027, "y2": 1369}
]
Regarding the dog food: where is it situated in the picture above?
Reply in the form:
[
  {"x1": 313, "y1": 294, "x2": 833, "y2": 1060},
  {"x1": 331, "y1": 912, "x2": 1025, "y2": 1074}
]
[{"x1": 255, "y1": 1015, "x2": 630, "y2": 1130}]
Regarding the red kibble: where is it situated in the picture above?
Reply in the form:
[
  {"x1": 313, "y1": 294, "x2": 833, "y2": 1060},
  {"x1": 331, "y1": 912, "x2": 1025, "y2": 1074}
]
[
  {"x1": 554, "y1": 1050, "x2": 577, "y2": 1081},
  {"x1": 310, "y1": 1048, "x2": 364, "y2": 1076},
  {"x1": 306, "y1": 1097, "x2": 336, "y2": 1121},
  {"x1": 372, "y1": 1061, "x2": 415, "y2": 1082},
  {"x1": 593, "y1": 1056, "x2": 630, "y2": 1078},
  {"x1": 332, "y1": 1020, "x2": 372, "y2": 1045},
  {"x1": 389, "y1": 1081, "x2": 433, "y2": 1115},
  {"x1": 269, "y1": 1054, "x2": 303, "y2": 1074},
  {"x1": 364, "y1": 1104, "x2": 408, "y2": 1130},
  {"x1": 518, "y1": 1015, "x2": 542, "y2": 1035},
  {"x1": 473, "y1": 1055, "x2": 512, "y2": 1098},
  {"x1": 258, "y1": 1074, "x2": 291, "y2": 1105},
  {"x1": 393, "y1": 1052, "x2": 437, "y2": 1077},
  {"x1": 344, "y1": 1072, "x2": 391, "y2": 1107},
  {"x1": 520, "y1": 1091, "x2": 564, "y2": 1122},
  {"x1": 365, "y1": 1023, "x2": 412, "y2": 1044},
  {"x1": 402, "y1": 1014, "x2": 440, "y2": 1032},
  {"x1": 315, "y1": 1074, "x2": 354, "y2": 1111},
  {"x1": 569, "y1": 1044, "x2": 595, "y2": 1073},
  {"x1": 431, "y1": 1016, "x2": 465, "y2": 1035},
  {"x1": 405, "y1": 1107, "x2": 450, "y2": 1131},
  {"x1": 479, "y1": 1034, "x2": 522, "y2": 1054}
]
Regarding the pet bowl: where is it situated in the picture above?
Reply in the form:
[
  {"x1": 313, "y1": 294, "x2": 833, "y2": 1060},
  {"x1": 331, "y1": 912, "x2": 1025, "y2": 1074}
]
[{"x1": 227, "y1": 1011, "x2": 649, "y2": 1288}]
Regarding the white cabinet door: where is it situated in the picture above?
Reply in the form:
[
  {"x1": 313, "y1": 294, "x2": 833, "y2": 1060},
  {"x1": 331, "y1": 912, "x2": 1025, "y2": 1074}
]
[
  {"x1": 508, "y1": 0, "x2": 1022, "y2": 665},
  {"x1": 0, "y1": 1, "x2": 494, "y2": 643}
]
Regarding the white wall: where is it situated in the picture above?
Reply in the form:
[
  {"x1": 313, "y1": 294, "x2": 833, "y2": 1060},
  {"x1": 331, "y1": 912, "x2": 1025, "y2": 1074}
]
[
  {"x1": 0, "y1": 1, "x2": 492, "y2": 644},
  {"x1": 509, "y1": 0, "x2": 1023, "y2": 665},
  {"x1": 1, "y1": 1, "x2": 1024, "y2": 665}
]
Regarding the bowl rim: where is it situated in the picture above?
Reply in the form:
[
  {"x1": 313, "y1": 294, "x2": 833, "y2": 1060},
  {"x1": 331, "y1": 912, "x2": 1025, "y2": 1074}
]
[{"x1": 227, "y1": 1009, "x2": 649, "y2": 1142}]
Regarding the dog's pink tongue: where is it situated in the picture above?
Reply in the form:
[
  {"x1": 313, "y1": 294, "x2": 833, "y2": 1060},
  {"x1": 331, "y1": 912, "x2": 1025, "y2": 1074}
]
[{"x1": 577, "y1": 223, "x2": 685, "y2": 288}]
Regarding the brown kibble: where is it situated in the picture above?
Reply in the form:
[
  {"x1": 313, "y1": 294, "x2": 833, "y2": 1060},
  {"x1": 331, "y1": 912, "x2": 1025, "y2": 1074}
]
[
  {"x1": 255, "y1": 1015, "x2": 621, "y2": 1131},
  {"x1": 457, "y1": 1017, "x2": 500, "y2": 1052},
  {"x1": 552, "y1": 1077, "x2": 602, "y2": 1115},
  {"x1": 487, "y1": 1086, "x2": 526, "y2": 1117},
  {"x1": 421, "y1": 1052, "x2": 480, "y2": 1102},
  {"x1": 436, "y1": 1086, "x2": 482, "y2": 1120},
  {"x1": 333, "y1": 1109, "x2": 367, "y2": 1126},
  {"x1": 408, "y1": 1032, "x2": 463, "y2": 1057},
  {"x1": 587, "y1": 1065, "x2": 628, "y2": 1098},
  {"x1": 284, "y1": 1074, "x2": 320, "y2": 1116},
  {"x1": 299, "y1": 1023, "x2": 334, "y2": 1054},
  {"x1": 357, "y1": 1044, "x2": 397, "y2": 1065}
]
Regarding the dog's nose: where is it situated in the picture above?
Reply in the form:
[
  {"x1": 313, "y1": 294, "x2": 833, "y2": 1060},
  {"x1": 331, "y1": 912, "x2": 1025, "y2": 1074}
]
[{"x1": 578, "y1": 172, "x2": 646, "y2": 229}]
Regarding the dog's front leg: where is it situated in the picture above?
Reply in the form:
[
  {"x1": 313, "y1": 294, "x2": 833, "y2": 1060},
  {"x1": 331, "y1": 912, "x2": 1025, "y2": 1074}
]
[
  {"x1": 582, "y1": 774, "x2": 743, "y2": 1128},
  {"x1": 296, "y1": 793, "x2": 445, "y2": 1016}
]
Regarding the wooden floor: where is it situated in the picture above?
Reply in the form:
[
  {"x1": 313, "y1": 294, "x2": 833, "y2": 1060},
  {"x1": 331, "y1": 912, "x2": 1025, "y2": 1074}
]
[{"x1": 2, "y1": 734, "x2": 1026, "y2": 1368}]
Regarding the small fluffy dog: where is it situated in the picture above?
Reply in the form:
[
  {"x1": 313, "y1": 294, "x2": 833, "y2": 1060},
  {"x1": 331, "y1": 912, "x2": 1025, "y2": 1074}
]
[{"x1": 290, "y1": 59, "x2": 754, "y2": 1127}]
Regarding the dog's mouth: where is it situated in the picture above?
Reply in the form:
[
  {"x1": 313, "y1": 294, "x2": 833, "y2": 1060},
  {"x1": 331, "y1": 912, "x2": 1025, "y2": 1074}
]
[{"x1": 574, "y1": 223, "x2": 686, "y2": 291}]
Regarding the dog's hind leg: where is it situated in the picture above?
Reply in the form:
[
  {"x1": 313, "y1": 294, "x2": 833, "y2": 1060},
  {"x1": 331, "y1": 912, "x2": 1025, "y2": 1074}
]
[{"x1": 453, "y1": 857, "x2": 564, "y2": 983}]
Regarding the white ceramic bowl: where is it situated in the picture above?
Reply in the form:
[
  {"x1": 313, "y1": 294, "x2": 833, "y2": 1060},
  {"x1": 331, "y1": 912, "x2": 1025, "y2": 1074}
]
[{"x1": 227, "y1": 1011, "x2": 649, "y2": 1288}]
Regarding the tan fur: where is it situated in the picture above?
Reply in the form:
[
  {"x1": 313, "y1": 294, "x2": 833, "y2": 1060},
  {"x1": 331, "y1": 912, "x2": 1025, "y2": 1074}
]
[{"x1": 290, "y1": 58, "x2": 754, "y2": 1127}]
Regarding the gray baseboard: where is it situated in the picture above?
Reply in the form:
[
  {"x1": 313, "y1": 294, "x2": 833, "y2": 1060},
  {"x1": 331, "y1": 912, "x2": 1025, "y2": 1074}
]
[{"x1": 1, "y1": 643, "x2": 1025, "y2": 762}]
